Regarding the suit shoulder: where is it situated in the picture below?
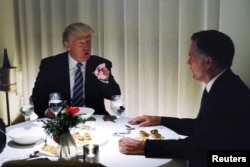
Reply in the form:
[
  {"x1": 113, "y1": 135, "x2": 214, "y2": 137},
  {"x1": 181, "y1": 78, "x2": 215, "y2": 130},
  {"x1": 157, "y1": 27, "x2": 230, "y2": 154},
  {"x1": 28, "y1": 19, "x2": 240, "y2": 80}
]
[
  {"x1": 41, "y1": 52, "x2": 68, "y2": 64},
  {"x1": 215, "y1": 69, "x2": 250, "y2": 97}
]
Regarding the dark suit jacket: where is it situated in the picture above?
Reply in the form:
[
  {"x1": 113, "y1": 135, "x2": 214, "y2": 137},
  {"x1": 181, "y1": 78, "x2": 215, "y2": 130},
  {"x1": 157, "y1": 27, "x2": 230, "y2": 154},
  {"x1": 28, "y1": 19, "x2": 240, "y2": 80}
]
[
  {"x1": 32, "y1": 52, "x2": 121, "y2": 118},
  {"x1": 0, "y1": 118, "x2": 6, "y2": 153},
  {"x1": 144, "y1": 69, "x2": 250, "y2": 167}
]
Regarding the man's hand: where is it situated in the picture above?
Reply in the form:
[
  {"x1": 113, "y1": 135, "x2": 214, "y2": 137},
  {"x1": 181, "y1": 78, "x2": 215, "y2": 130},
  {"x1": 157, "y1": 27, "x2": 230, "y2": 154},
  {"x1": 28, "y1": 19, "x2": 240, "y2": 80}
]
[
  {"x1": 45, "y1": 109, "x2": 55, "y2": 118},
  {"x1": 93, "y1": 63, "x2": 110, "y2": 81},
  {"x1": 119, "y1": 137, "x2": 145, "y2": 155},
  {"x1": 128, "y1": 115, "x2": 161, "y2": 127}
]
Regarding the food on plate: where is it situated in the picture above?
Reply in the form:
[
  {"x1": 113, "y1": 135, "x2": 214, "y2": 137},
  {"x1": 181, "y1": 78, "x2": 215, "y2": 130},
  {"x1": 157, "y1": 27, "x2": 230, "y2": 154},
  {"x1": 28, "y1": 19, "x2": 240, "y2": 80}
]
[
  {"x1": 72, "y1": 131, "x2": 93, "y2": 145},
  {"x1": 41, "y1": 143, "x2": 57, "y2": 155},
  {"x1": 150, "y1": 129, "x2": 164, "y2": 139},
  {"x1": 150, "y1": 129, "x2": 158, "y2": 134},
  {"x1": 81, "y1": 125, "x2": 92, "y2": 130},
  {"x1": 136, "y1": 129, "x2": 164, "y2": 141},
  {"x1": 137, "y1": 130, "x2": 150, "y2": 140}
]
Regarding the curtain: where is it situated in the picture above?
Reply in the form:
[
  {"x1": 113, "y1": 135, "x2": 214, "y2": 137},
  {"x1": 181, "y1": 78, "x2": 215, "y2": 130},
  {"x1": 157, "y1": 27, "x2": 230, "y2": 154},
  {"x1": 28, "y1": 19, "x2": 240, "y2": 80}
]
[{"x1": 0, "y1": 0, "x2": 220, "y2": 124}]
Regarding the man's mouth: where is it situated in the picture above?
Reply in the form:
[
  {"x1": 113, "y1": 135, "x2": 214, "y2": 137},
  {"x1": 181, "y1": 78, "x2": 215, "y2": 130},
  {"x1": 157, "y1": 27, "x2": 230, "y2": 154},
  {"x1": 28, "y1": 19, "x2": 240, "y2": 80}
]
[{"x1": 84, "y1": 51, "x2": 90, "y2": 56}]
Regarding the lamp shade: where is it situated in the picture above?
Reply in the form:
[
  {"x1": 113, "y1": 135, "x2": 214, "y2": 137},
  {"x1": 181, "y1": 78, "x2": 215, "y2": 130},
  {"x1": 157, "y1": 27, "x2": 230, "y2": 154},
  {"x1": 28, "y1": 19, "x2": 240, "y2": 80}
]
[
  {"x1": 2, "y1": 48, "x2": 11, "y2": 68},
  {"x1": 0, "y1": 49, "x2": 16, "y2": 92}
]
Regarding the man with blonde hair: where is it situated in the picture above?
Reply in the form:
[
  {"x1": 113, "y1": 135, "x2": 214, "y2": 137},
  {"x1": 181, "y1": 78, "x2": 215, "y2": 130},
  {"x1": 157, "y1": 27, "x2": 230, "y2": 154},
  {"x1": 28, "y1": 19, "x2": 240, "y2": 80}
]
[{"x1": 32, "y1": 22, "x2": 121, "y2": 118}]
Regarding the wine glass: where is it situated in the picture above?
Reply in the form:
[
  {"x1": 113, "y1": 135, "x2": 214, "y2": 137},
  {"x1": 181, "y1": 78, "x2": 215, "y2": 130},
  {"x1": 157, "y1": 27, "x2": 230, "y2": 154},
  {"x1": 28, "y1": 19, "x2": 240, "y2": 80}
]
[
  {"x1": 110, "y1": 95, "x2": 126, "y2": 136},
  {"x1": 20, "y1": 96, "x2": 34, "y2": 129},
  {"x1": 49, "y1": 92, "x2": 63, "y2": 118}
]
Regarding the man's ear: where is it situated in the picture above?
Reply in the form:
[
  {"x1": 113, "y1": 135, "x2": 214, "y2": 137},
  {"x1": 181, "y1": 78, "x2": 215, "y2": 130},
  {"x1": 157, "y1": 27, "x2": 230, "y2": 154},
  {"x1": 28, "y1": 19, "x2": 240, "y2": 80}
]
[
  {"x1": 63, "y1": 41, "x2": 70, "y2": 50},
  {"x1": 204, "y1": 56, "x2": 213, "y2": 66}
]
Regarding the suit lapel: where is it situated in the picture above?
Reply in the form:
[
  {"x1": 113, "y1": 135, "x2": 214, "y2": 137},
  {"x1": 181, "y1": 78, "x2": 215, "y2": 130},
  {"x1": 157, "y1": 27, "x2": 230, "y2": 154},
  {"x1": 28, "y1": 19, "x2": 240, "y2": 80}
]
[
  {"x1": 195, "y1": 69, "x2": 234, "y2": 128},
  {"x1": 56, "y1": 52, "x2": 71, "y2": 102}
]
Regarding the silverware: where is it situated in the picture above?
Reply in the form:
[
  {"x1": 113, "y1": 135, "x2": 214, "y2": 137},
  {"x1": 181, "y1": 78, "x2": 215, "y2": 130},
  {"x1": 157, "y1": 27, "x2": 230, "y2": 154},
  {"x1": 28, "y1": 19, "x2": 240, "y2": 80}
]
[
  {"x1": 29, "y1": 151, "x2": 40, "y2": 158},
  {"x1": 41, "y1": 120, "x2": 48, "y2": 124},
  {"x1": 44, "y1": 135, "x2": 47, "y2": 144},
  {"x1": 22, "y1": 151, "x2": 40, "y2": 160},
  {"x1": 125, "y1": 125, "x2": 135, "y2": 130},
  {"x1": 119, "y1": 131, "x2": 131, "y2": 135},
  {"x1": 37, "y1": 119, "x2": 47, "y2": 124}
]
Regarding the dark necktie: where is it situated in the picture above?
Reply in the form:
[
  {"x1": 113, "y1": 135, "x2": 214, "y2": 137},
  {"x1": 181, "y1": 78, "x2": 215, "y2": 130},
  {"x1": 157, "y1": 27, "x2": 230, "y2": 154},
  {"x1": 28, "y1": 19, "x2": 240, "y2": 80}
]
[
  {"x1": 200, "y1": 89, "x2": 208, "y2": 108},
  {"x1": 71, "y1": 63, "x2": 84, "y2": 107},
  {"x1": 196, "y1": 88, "x2": 208, "y2": 126}
]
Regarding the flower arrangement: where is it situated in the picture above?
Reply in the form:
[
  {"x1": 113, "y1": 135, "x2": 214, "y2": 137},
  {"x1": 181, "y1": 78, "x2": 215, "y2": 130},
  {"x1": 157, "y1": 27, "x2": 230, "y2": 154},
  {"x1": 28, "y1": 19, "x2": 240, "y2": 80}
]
[{"x1": 43, "y1": 106, "x2": 83, "y2": 143}]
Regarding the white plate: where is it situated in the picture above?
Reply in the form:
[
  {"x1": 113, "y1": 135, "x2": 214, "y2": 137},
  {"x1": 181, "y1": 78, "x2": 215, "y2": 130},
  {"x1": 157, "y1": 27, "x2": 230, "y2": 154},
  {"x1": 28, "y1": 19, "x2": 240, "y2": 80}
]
[
  {"x1": 72, "y1": 131, "x2": 108, "y2": 147},
  {"x1": 76, "y1": 107, "x2": 95, "y2": 120},
  {"x1": 90, "y1": 133, "x2": 108, "y2": 146},
  {"x1": 8, "y1": 127, "x2": 44, "y2": 145},
  {"x1": 35, "y1": 132, "x2": 108, "y2": 156},
  {"x1": 127, "y1": 126, "x2": 179, "y2": 141},
  {"x1": 34, "y1": 142, "x2": 58, "y2": 156},
  {"x1": 32, "y1": 121, "x2": 44, "y2": 127}
]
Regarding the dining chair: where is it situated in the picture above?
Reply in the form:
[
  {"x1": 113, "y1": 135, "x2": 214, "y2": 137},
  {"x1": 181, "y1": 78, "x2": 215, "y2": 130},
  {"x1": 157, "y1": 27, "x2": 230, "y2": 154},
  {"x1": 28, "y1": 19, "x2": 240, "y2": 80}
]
[{"x1": 2, "y1": 160, "x2": 106, "y2": 167}]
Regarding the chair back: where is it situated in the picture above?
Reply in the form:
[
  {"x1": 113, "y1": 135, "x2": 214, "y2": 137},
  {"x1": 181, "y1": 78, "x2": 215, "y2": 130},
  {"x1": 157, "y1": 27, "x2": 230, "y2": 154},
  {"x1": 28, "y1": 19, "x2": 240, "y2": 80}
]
[{"x1": 2, "y1": 160, "x2": 106, "y2": 167}]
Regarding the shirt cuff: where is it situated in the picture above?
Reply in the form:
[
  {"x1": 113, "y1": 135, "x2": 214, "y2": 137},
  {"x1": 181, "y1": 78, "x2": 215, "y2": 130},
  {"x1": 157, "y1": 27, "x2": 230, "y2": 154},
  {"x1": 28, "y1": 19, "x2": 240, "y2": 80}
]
[
  {"x1": 99, "y1": 78, "x2": 109, "y2": 84},
  {"x1": 0, "y1": 129, "x2": 5, "y2": 134},
  {"x1": 44, "y1": 109, "x2": 48, "y2": 116}
]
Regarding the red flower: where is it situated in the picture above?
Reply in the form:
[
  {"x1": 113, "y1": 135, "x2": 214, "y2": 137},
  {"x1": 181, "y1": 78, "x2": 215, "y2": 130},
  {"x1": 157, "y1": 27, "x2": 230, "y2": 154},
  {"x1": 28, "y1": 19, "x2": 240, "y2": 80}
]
[
  {"x1": 53, "y1": 136, "x2": 59, "y2": 143},
  {"x1": 65, "y1": 107, "x2": 80, "y2": 115}
]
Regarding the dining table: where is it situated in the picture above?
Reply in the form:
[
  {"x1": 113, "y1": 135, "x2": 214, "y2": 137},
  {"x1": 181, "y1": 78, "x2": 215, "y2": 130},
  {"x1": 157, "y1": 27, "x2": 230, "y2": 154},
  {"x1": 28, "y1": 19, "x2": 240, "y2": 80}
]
[{"x1": 0, "y1": 115, "x2": 186, "y2": 167}]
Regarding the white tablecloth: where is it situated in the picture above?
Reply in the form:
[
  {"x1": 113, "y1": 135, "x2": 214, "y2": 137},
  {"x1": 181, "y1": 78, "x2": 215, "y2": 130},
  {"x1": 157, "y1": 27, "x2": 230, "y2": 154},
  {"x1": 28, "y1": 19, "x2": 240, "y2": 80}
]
[{"x1": 0, "y1": 115, "x2": 186, "y2": 167}]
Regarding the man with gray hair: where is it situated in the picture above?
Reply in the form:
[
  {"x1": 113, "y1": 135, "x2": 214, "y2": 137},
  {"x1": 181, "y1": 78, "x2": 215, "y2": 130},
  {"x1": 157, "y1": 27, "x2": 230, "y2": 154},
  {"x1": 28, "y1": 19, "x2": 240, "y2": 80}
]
[{"x1": 119, "y1": 30, "x2": 250, "y2": 167}]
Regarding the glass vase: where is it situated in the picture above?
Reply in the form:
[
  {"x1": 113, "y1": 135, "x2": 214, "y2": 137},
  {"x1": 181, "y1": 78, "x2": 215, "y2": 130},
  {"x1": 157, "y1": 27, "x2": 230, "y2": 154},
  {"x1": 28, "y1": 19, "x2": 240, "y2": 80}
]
[{"x1": 57, "y1": 132, "x2": 77, "y2": 160}]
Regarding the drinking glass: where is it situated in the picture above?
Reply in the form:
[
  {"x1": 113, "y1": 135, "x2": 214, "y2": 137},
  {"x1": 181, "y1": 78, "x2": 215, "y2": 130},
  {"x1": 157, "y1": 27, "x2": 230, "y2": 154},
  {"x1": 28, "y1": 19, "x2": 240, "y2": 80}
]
[
  {"x1": 48, "y1": 92, "x2": 63, "y2": 118},
  {"x1": 20, "y1": 96, "x2": 34, "y2": 129},
  {"x1": 110, "y1": 95, "x2": 125, "y2": 136}
]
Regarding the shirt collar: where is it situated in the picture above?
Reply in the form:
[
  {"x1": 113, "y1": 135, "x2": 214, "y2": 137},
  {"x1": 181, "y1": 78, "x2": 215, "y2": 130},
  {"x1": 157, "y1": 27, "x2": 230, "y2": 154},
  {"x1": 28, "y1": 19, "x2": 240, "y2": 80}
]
[
  {"x1": 68, "y1": 53, "x2": 86, "y2": 69},
  {"x1": 206, "y1": 69, "x2": 227, "y2": 92}
]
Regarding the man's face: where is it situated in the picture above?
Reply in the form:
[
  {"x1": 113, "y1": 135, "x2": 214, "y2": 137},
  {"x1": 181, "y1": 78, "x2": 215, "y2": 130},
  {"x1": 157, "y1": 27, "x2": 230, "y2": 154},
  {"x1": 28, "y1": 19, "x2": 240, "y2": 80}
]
[
  {"x1": 187, "y1": 41, "x2": 208, "y2": 82},
  {"x1": 64, "y1": 33, "x2": 92, "y2": 62}
]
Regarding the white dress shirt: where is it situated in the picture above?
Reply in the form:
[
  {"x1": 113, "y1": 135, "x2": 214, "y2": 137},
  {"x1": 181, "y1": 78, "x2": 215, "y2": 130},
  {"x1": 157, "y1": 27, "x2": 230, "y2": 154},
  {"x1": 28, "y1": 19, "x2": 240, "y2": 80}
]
[{"x1": 205, "y1": 69, "x2": 227, "y2": 93}]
